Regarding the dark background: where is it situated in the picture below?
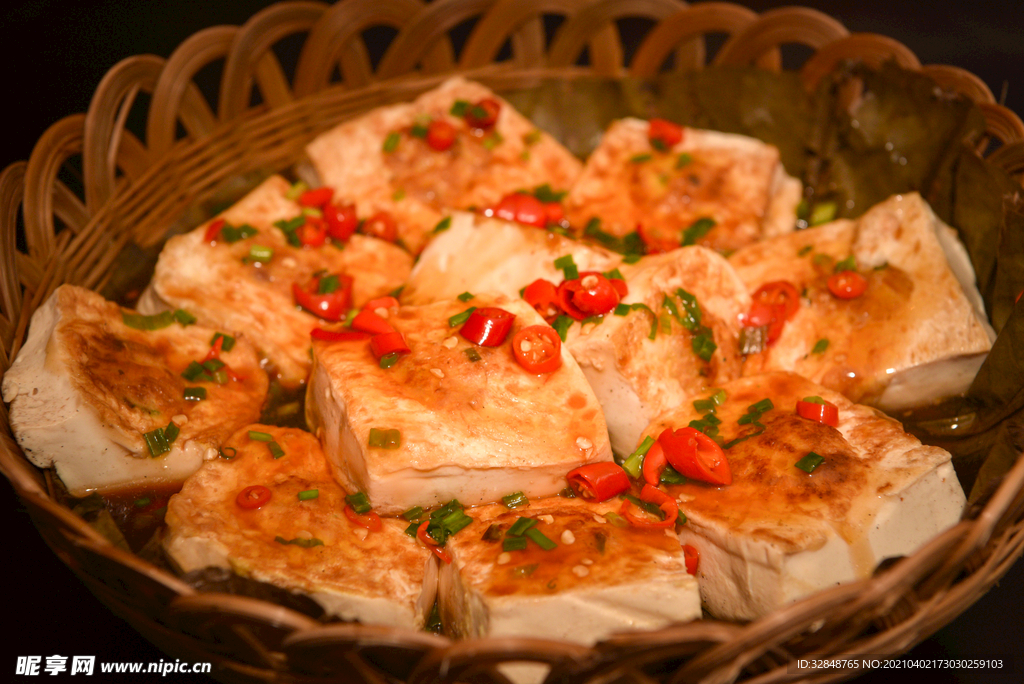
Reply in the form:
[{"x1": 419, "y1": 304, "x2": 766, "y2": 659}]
[{"x1": 2, "y1": 1, "x2": 1022, "y2": 682}]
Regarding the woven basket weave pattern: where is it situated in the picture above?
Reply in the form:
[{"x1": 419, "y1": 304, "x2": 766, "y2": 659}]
[{"x1": 2, "y1": 2, "x2": 1023, "y2": 683}]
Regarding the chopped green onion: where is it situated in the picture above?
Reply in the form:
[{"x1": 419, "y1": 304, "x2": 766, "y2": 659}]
[
  {"x1": 604, "y1": 512, "x2": 629, "y2": 528},
  {"x1": 317, "y1": 274, "x2": 340, "y2": 294},
  {"x1": 302, "y1": 206, "x2": 322, "y2": 218},
  {"x1": 622, "y1": 435, "x2": 655, "y2": 478},
  {"x1": 183, "y1": 387, "x2": 206, "y2": 401},
  {"x1": 247, "y1": 244, "x2": 274, "y2": 264},
  {"x1": 482, "y1": 132, "x2": 503, "y2": 150},
  {"x1": 558, "y1": 487, "x2": 576, "y2": 498},
  {"x1": 523, "y1": 130, "x2": 542, "y2": 145},
  {"x1": 532, "y1": 184, "x2": 566, "y2": 203},
  {"x1": 469, "y1": 104, "x2": 489, "y2": 119},
  {"x1": 622, "y1": 493, "x2": 664, "y2": 519},
  {"x1": 432, "y1": 216, "x2": 452, "y2": 234},
  {"x1": 173, "y1": 309, "x2": 197, "y2": 326},
  {"x1": 660, "y1": 464, "x2": 686, "y2": 485},
  {"x1": 448, "y1": 307, "x2": 477, "y2": 327},
  {"x1": 463, "y1": 347, "x2": 482, "y2": 362},
  {"x1": 122, "y1": 311, "x2": 175, "y2": 331},
  {"x1": 203, "y1": 358, "x2": 225, "y2": 372},
  {"x1": 507, "y1": 517, "x2": 537, "y2": 537},
  {"x1": 450, "y1": 100, "x2": 469, "y2": 116},
  {"x1": 553, "y1": 254, "x2": 579, "y2": 281},
  {"x1": 512, "y1": 563, "x2": 539, "y2": 577},
  {"x1": 675, "y1": 152, "x2": 692, "y2": 168},
  {"x1": 248, "y1": 430, "x2": 273, "y2": 442},
  {"x1": 502, "y1": 491, "x2": 529, "y2": 509},
  {"x1": 630, "y1": 153, "x2": 652, "y2": 163},
  {"x1": 581, "y1": 314, "x2": 605, "y2": 327},
  {"x1": 298, "y1": 489, "x2": 319, "y2": 501},
  {"x1": 795, "y1": 452, "x2": 825, "y2": 473},
  {"x1": 503, "y1": 536, "x2": 528, "y2": 552},
  {"x1": 834, "y1": 255, "x2": 857, "y2": 273},
  {"x1": 613, "y1": 303, "x2": 630, "y2": 316},
  {"x1": 692, "y1": 332, "x2": 717, "y2": 361},
  {"x1": 811, "y1": 338, "x2": 830, "y2": 355},
  {"x1": 749, "y1": 398, "x2": 775, "y2": 414},
  {"x1": 693, "y1": 398, "x2": 716, "y2": 413},
  {"x1": 441, "y1": 510, "x2": 474, "y2": 536},
  {"x1": 379, "y1": 352, "x2": 401, "y2": 369},
  {"x1": 368, "y1": 427, "x2": 401, "y2": 449},
  {"x1": 210, "y1": 332, "x2": 236, "y2": 351},
  {"x1": 134, "y1": 497, "x2": 151, "y2": 508},
  {"x1": 810, "y1": 201, "x2": 837, "y2": 226},
  {"x1": 604, "y1": 268, "x2": 624, "y2": 281},
  {"x1": 404, "y1": 521, "x2": 420, "y2": 538},
  {"x1": 798, "y1": 244, "x2": 814, "y2": 256},
  {"x1": 711, "y1": 389, "x2": 727, "y2": 405},
  {"x1": 681, "y1": 217, "x2": 716, "y2": 246},
  {"x1": 551, "y1": 315, "x2": 573, "y2": 342},
  {"x1": 650, "y1": 137, "x2": 669, "y2": 152},
  {"x1": 268, "y1": 441, "x2": 285, "y2": 459},
  {"x1": 525, "y1": 527, "x2": 557, "y2": 550},
  {"x1": 143, "y1": 425, "x2": 173, "y2": 457},
  {"x1": 286, "y1": 181, "x2": 308, "y2": 200},
  {"x1": 219, "y1": 223, "x2": 259, "y2": 243},
  {"x1": 802, "y1": 395, "x2": 826, "y2": 405},
  {"x1": 739, "y1": 326, "x2": 767, "y2": 355},
  {"x1": 346, "y1": 492, "x2": 372, "y2": 514},
  {"x1": 382, "y1": 131, "x2": 401, "y2": 153},
  {"x1": 409, "y1": 122, "x2": 428, "y2": 139},
  {"x1": 457, "y1": 292, "x2": 475, "y2": 302},
  {"x1": 402, "y1": 506, "x2": 424, "y2": 522},
  {"x1": 275, "y1": 536, "x2": 324, "y2": 548},
  {"x1": 218, "y1": 447, "x2": 236, "y2": 459}
]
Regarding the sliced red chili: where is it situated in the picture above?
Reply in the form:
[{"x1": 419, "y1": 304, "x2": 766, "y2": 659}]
[
  {"x1": 204, "y1": 218, "x2": 227, "y2": 243},
  {"x1": 637, "y1": 222, "x2": 677, "y2": 254},
  {"x1": 464, "y1": 98, "x2": 500, "y2": 129},
  {"x1": 298, "y1": 186, "x2": 334, "y2": 208},
  {"x1": 752, "y1": 281, "x2": 800, "y2": 320},
  {"x1": 296, "y1": 217, "x2": 328, "y2": 247},
  {"x1": 426, "y1": 119, "x2": 457, "y2": 151},
  {"x1": 512, "y1": 325, "x2": 562, "y2": 373},
  {"x1": 522, "y1": 279, "x2": 562, "y2": 321},
  {"x1": 559, "y1": 272, "x2": 621, "y2": 320},
  {"x1": 417, "y1": 521, "x2": 453, "y2": 564},
  {"x1": 361, "y1": 211, "x2": 398, "y2": 243},
  {"x1": 459, "y1": 307, "x2": 515, "y2": 347},
  {"x1": 641, "y1": 440, "x2": 667, "y2": 487},
  {"x1": 682, "y1": 544, "x2": 699, "y2": 575},
  {"x1": 323, "y1": 202, "x2": 359, "y2": 242},
  {"x1": 828, "y1": 271, "x2": 867, "y2": 299},
  {"x1": 202, "y1": 335, "x2": 246, "y2": 382},
  {"x1": 344, "y1": 504, "x2": 382, "y2": 531},
  {"x1": 236, "y1": 485, "x2": 271, "y2": 509},
  {"x1": 293, "y1": 274, "x2": 353, "y2": 322},
  {"x1": 350, "y1": 310, "x2": 395, "y2": 335},
  {"x1": 491, "y1": 192, "x2": 547, "y2": 228},
  {"x1": 543, "y1": 201, "x2": 564, "y2": 226},
  {"x1": 621, "y1": 484, "x2": 678, "y2": 529},
  {"x1": 369, "y1": 331, "x2": 411, "y2": 360},
  {"x1": 648, "y1": 118, "x2": 684, "y2": 149},
  {"x1": 311, "y1": 328, "x2": 371, "y2": 342},
  {"x1": 362, "y1": 296, "x2": 400, "y2": 312},
  {"x1": 796, "y1": 399, "x2": 840, "y2": 428},
  {"x1": 659, "y1": 427, "x2": 732, "y2": 486},
  {"x1": 565, "y1": 462, "x2": 630, "y2": 502}
]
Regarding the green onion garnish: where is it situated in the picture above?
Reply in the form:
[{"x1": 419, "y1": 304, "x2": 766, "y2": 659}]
[
  {"x1": 810, "y1": 201, "x2": 837, "y2": 226},
  {"x1": 798, "y1": 244, "x2": 814, "y2": 256},
  {"x1": 629, "y1": 153, "x2": 652, "y2": 163},
  {"x1": 604, "y1": 512, "x2": 629, "y2": 528},
  {"x1": 286, "y1": 181, "x2": 308, "y2": 200},
  {"x1": 523, "y1": 130, "x2": 542, "y2": 145},
  {"x1": 622, "y1": 435, "x2": 655, "y2": 478},
  {"x1": 432, "y1": 216, "x2": 452, "y2": 234},
  {"x1": 457, "y1": 292, "x2": 475, "y2": 302},
  {"x1": 219, "y1": 447, "x2": 236, "y2": 459},
  {"x1": 134, "y1": 497, "x2": 151, "y2": 508},
  {"x1": 532, "y1": 184, "x2": 566, "y2": 203},
  {"x1": 554, "y1": 254, "x2": 579, "y2": 280},
  {"x1": 346, "y1": 492, "x2": 372, "y2": 514},
  {"x1": 795, "y1": 452, "x2": 825, "y2": 473},
  {"x1": 507, "y1": 517, "x2": 537, "y2": 537},
  {"x1": 464, "y1": 347, "x2": 482, "y2": 362},
  {"x1": 275, "y1": 536, "x2": 324, "y2": 548},
  {"x1": 525, "y1": 527, "x2": 557, "y2": 550},
  {"x1": 122, "y1": 311, "x2": 175, "y2": 331},
  {"x1": 693, "y1": 398, "x2": 716, "y2": 413},
  {"x1": 448, "y1": 307, "x2": 477, "y2": 327},
  {"x1": 379, "y1": 352, "x2": 401, "y2": 369},
  {"x1": 218, "y1": 223, "x2": 259, "y2": 243},
  {"x1": 247, "y1": 244, "x2": 273, "y2": 264},
  {"x1": 513, "y1": 563, "x2": 539, "y2": 577},
  {"x1": 614, "y1": 303, "x2": 630, "y2": 316},
  {"x1": 450, "y1": 100, "x2": 469, "y2": 117},
  {"x1": 502, "y1": 491, "x2": 529, "y2": 509},
  {"x1": 368, "y1": 427, "x2": 401, "y2": 449},
  {"x1": 802, "y1": 395, "x2": 826, "y2": 404},
  {"x1": 749, "y1": 398, "x2": 775, "y2": 414},
  {"x1": 298, "y1": 489, "x2": 319, "y2": 501},
  {"x1": 834, "y1": 255, "x2": 857, "y2": 273},
  {"x1": 502, "y1": 537, "x2": 528, "y2": 552},
  {"x1": 482, "y1": 132, "x2": 503, "y2": 150},
  {"x1": 183, "y1": 387, "x2": 206, "y2": 401},
  {"x1": 173, "y1": 309, "x2": 197, "y2": 326},
  {"x1": 692, "y1": 332, "x2": 718, "y2": 361},
  {"x1": 441, "y1": 510, "x2": 474, "y2": 536},
  {"x1": 675, "y1": 152, "x2": 692, "y2": 168},
  {"x1": 482, "y1": 524, "x2": 505, "y2": 542},
  {"x1": 382, "y1": 131, "x2": 401, "y2": 152},
  {"x1": 248, "y1": 430, "x2": 273, "y2": 442},
  {"x1": 681, "y1": 217, "x2": 716, "y2": 246},
  {"x1": 210, "y1": 332, "x2": 236, "y2": 351},
  {"x1": 410, "y1": 123, "x2": 428, "y2": 139},
  {"x1": 268, "y1": 441, "x2": 285, "y2": 459},
  {"x1": 551, "y1": 315, "x2": 573, "y2": 342},
  {"x1": 402, "y1": 506, "x2": 424, "y2": 522},
  {"x1": 317, "y1": 275, "x2": 340, "y2": 294},
  {"x1": 660, "y1": 464, "x2": 686, "y2": 485}
]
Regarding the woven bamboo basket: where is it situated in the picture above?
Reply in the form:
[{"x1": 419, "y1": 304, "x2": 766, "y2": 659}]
[{"x1": 2, "y1": 1, "x2": 1023, "y2": 682}]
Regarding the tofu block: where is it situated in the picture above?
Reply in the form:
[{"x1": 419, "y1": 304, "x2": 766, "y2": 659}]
[
  {"x1": 566, "y1": 248, "x2": 750, "y2": 455},
  {"x1": 729, "y1": 193, "x2": 994, "y2": 409},
  {"x1": 305, "y1": 295, "x2": 612, "y2": 515},
  {"x1": 1, "y1": 285, "x2": 268, "y2": 496},
  {"x1": 305, "y1": 77, "x2": 583, "y2": 254},
  {"x1": 642, "y1": 371, "x2": 965, "y2": 621},
  {"x1": 164, "y1": 425, "x2": 436, "y2": 628},
  {"x1": 439, "y1": 497, "x2": 701, "y2": 643},
  {"x1": 401, "y1": 211, "x2": 622, "y2": 306},
  {"x1": 563, "y1": 118, "x2": 801, "y2": 253},
  {"x1": 145, "y1": 174, "x2": 413, "y2": 386}
]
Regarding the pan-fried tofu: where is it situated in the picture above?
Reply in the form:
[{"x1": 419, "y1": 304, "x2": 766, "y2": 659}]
[
  {"x1": 305, "y1": 77, "x2": 583, "y2": 254},
  {"x1": 563, "y1": 118, "x2": 801, "y2": 253},
  {"x1": 144, "y1": 174, "x2": 413, "y2": 387},
  {"x1": 164, "y1": 425, "x2": 436, "y2": 628},
  {"x1": 642, "y1": 372, "x2": 965, "y2": 621},
  {"x1": 729, "y1": 193, "x2": 994, "y2": 410},
  {"x1": 305, "y1": 295, "x2": 612, "y2": 515},
  {"x1": 400, "y1": 211, "x2": 622, "y2": 306},
  {"x1": 439, "y1": 497, "x2": 701, "y2": 644},
  {"x1": 1, "y1": 285, "x2": 268, "y2": 496}
]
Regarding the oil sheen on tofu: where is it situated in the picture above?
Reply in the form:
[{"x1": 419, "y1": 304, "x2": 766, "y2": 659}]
[
  {"x1": 2, "y1": 285, "x2": 268, "y2": 496},
  {"x1": 643, "y1": 372, "x2": 965, "y2": 621},
  {"x1": 164, "y1": 425, "x2": 436, "y2": 628},
  {"x1": 305, "y1": 77, "x2": 583, "y2": 254},
  {"x1": 305, "y1": 295, "x2": 613, "y2": 515},
  {"x1": 439, "y1": 497, "x2": 700, "y2": 643},
  {"x1": 144, "y1": 174, "x2": 412, "y2": 387},
  {"x1": 563, "y1": 118, "x2": 801, "y2": 253},
  {"x1": 730, "y1": 193, "x2": 994, "y2": 410}
]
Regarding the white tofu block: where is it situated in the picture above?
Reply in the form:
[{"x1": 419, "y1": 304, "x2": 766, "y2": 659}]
[
  {"x1": 164, "y1": 425, "x2": 436, "y2": 628},
  {"x1": 730, "y1": 193, "x2": 994, "y2": 409},
  {"x1": 146, "y1": 174, "x2": 412, "y2": 386},
  {"x1": 563, "y1": 118, "x2": 801, "y2": 253},
  {"x1": 305, "y1": 295, "x2": 613, "y2": 515},
  {"x1": 2, "y1": 285, "x2": 268, "y2": 496},
  {"x1": 306, "y1": 77, "x2": 583, "y2": 254},
  {"x1": 642, "y1": 372, "x2": 965, "y2": 621}
]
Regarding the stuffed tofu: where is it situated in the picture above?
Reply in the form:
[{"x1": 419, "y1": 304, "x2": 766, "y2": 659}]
[
  {"x1": 563, "y1": 118, "x2": 801, "y2": 253},
  {"x1": 2, "y1": 285, "x2": 268, "y2": 496},
  {"x1": 305, "y1": 77, "x2": 583, "y2": 254},
  {"x1": 305, "y1": 295, "x2": 612, "y2": 515},
  {"x1": 438, "y1": 497, "x2": 701, "y2": 643},
  {"x1": 144, "y1": 174, "x2": 413, "y2": 386},
  {"x1": 164, "y1": 425, "x2": 436, "y2": 628},
  {"x1": 641, "y1": 372, "x2": 965, "y2": 621},
  {"x1": 730, "y1": 193, "x2": 994, "y2": 410}
]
